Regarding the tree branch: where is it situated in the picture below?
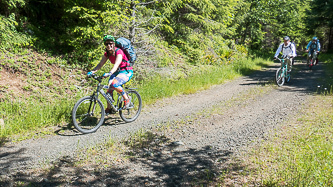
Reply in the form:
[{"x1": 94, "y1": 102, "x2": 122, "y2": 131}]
[
  {"x1": 137, "y1": 1, "x2": 156, "y2": 6},
  {"x1": 137, "y1": 23, "x2": 161, "y2": 36}
]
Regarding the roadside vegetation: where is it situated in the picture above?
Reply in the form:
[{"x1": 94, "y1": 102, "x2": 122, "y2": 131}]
[{"x1": 253, "y1": 95, "x2": 333, "y2": 186}]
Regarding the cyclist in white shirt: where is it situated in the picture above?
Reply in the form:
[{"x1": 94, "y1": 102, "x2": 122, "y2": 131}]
[{"x1": 274, "y1": 36, "x2": 297, "y2": 72}]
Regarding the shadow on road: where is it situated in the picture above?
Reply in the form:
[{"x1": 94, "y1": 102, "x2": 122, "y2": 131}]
[
  {"x1": 0, "y1": 130, "x2": 246, "y2": 186},
  {"x1": 0, "y1": 144, "x2": 244, "y2": 186},
  {"x1": 240, "y1": 58, "x2": 325, "y2": 94},
  {"x1": 0, "y1": 147, "x2": 29, "y2": 177}
]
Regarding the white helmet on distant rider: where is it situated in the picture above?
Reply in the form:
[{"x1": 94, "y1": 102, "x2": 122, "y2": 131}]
[{"x1": 283, "y1": 36, "x2": 290, "y2": 41}]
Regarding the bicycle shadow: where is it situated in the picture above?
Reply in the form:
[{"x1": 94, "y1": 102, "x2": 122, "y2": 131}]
[{"x1": 54, "y1": 116, "x2": 125, "y2": 136}]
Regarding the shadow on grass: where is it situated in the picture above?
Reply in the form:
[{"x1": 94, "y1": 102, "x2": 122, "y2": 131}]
[{"x1": 0, "y1": 136, "x2": 9, "y2": 147}]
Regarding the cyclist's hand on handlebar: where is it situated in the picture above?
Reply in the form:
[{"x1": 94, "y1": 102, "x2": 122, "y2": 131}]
[
  {"x1": 103, "y1": 72, "x2": 112, "y2": 78},
  {"x1": 305, "y1": 49, "x2": 309, "y2": 52},
  {"x1": 87, "y1": 71, "x2": 93, "y2": 77}
]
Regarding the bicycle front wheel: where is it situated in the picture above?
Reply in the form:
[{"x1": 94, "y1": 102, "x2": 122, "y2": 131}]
[
  {"x1": 275, "y1": 67, "x2": 285, "y2": 86},
  {"x1": 72, "y1": 96, "x2": 105, "y2": 134},
  {"x1": 119, "y1": 90, "x2": 142, "y2": 123}
]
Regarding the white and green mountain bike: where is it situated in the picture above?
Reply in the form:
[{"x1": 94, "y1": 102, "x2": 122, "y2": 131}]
[{"x1": 275, "y1": 56, "x2": 292, "y2": 87}]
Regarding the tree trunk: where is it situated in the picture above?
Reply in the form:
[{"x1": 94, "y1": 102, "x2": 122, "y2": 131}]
[
  {"x1": 129, "y1": 0, "x2": 136, "y2": 43},
  {"x1": 328, "y1": 27, "x2": 332, "y2": 51}
]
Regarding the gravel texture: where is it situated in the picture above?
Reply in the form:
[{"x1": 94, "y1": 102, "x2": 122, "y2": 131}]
[{"x1": 0, "y1": 59, "x2": 323, "y2": 186}]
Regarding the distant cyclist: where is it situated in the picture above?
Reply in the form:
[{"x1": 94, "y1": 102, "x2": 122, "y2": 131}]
[
  {"x1": 274, "y1": 36, "x2": 297, "y2": 72},
  {"x1": 87, "y1": 35, "x2": 133, "y2": 114},
  {"x1": 305, "y1": 36, "x2": 321, "y2": 65}
]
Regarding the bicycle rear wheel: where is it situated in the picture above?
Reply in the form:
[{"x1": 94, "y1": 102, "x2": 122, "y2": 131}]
[
  {"x1": 275, "y1": 67, "x2": 285, "y2": 86},
  {"x1": 72, "y1": 96, "x2": 105, "y2": 134},
  {"x1": 119, "y1": 90, "x2": 142, "y2": 123}
]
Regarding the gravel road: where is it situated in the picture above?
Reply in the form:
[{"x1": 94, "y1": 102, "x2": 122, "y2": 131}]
[{"x1": 0, "y1": 59, "x2": 323, "y2": 186}]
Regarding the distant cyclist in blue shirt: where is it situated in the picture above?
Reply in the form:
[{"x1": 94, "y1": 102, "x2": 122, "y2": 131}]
[{"x1": 305, "y1": 37, "x2": 321, "y2": 65}]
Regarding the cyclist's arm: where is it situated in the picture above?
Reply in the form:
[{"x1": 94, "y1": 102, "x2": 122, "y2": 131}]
[
  {"x1": 306, "y1": 41, "x2": 311, "y2": 50},
  {"x1": 109, "y1": 54, "x2": 123, "y2": 74},
  {"x1": 274, "y1": 44, "x2": 282, "y2": 58},
  {"x1": 91, "y1": 55, "x2": 108, "y2": 73},
  {"x1": 318, "y1": 42, "x2": 321, "y2": 52}
]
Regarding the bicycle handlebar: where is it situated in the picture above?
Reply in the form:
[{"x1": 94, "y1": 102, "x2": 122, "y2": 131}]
[
  {"x1": 274, "y1": 56, "x2": 293, "y2": 61},
  {"x1": 88, "y1": 73, "x2": 103, "y2": 82}
]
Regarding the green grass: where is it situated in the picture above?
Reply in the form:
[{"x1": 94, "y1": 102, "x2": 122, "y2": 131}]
[
  {"x1": 251, "y1": 95, "x2": 333, "y2": 186},
  {"x1": 0, "y1": 95, "x2": 81, "y2": 141},
  {"x1": 138, "y1": 57, "x2": 272, "y2": 105}
]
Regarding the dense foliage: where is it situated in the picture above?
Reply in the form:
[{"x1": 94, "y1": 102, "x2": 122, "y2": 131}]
[{"x1": 1, "y1": 0, "x2": 332, "y2": 68}]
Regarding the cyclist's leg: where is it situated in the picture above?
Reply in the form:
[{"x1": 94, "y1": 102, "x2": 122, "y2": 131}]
[
  {"x1": 287, "y1": 58, "x2": 292, "y2": 72},
  {"x1": 105, "y1": 74, "x2": 117, "y2": 111},
  {"x1": 110, "y1": 70, "x2": 133, "y2": 100},
  {"x1": 111, "y1": 70, "x2": 133, "y2": 109}
]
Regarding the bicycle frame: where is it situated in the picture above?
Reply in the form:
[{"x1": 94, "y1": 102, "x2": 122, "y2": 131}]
[
  {"x1": 90, "y1": 75, "x2": 122, "y2": 112},
  {"x1": 277, "y1": 57, "x2": 289, "y2": 74}
]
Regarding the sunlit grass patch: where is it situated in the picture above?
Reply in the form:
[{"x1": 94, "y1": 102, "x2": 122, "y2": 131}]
[
  {"x1": 139, "y1": 57, "x2": 272, "y2": 106},
  {"x1": 251, "y1": 96, "x2": 333, "y2": 186}
]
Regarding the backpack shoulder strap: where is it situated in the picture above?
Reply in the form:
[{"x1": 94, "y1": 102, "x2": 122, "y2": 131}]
[{"x1": 115, "y1": 48, "x2": 129, "y2": 63}]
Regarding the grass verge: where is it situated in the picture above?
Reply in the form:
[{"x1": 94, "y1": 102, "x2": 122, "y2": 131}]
[{"x1": 248, "y1": 94, "x2": 333, "y2": 186}]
